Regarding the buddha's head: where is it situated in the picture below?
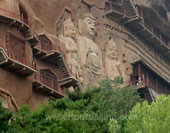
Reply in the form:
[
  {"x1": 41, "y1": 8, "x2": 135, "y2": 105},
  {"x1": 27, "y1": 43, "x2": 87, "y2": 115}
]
[
  {"x1": 106, "y1": 38, "x2": 117, "y2": 59},
  {"x1": 63, "y1": 18, "x2": 76, "y2": 39},
  {"x1": 79, "y1": 13, "x2": 96, "y2": 38}
]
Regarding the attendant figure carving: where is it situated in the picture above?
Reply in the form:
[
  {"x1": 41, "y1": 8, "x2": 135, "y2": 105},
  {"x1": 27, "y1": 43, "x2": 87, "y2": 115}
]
[
  {"x1": 105, "y1": 37, "x2": 121, "y2": 79},
  {"x1": 59, "y1": 18, "x2": 79, "y2": 78}
]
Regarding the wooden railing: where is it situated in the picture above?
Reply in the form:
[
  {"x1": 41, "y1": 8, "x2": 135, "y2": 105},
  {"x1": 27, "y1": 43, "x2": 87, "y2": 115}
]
[
  {"x1": 105, "y1": 1, "x2": 170, "y2": 48},
  {"x1": 130, "y1": 63, "x2": 169, "y2": 94},
  {"x1": 138, "y1": 8, "x2": 170, "y2": 48},
  {"x1": 40, "y1": 73, "x2": 58, "y2": 91},
  {"x1": 105, "y1": 0, "x2": 135, "y2": 17},
  {"x1": 4, "y1": 32, "x2": 35, "y2": 69},
  {"x1": 34, "y1": 69, "x2": 59, "y2": 91}
]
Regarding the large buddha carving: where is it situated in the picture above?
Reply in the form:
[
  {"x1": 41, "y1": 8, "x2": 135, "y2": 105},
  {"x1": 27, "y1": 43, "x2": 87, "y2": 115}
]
[
  {"x1": 59, "y1": 18, "x2": 79, "y2": 78},
  {"x1": 77, "y1": 13, "x2": 103, "y2": 87}
]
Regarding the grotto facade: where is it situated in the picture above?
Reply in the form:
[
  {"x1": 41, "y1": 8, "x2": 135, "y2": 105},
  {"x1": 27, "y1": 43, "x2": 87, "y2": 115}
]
[{"x1": 0, "y1": 0, "x2": 169, "y2": 110}]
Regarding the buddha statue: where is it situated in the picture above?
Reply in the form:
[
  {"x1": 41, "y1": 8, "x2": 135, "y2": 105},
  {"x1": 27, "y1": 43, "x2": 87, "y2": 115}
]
[
  {"x1": 60, "y1": 18, "x2": 79, "y2": 78},
  {"x1": 77, "y1": 13, "x2": 104, "y2": 87}
]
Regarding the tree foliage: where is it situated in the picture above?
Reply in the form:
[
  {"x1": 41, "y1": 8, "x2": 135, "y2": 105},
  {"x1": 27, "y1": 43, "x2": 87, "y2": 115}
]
[
  {"x1": 0, "y1": 102, "x2": 12, "y2": 132},
  {"x1": 125, "y1": 95, "x2": 170, "y2": 133},
  {"x1": 0, "y1": 78, "x2": 142, "y2": 133}
]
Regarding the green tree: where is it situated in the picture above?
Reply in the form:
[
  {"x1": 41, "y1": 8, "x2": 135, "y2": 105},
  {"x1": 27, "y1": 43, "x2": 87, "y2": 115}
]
[
  {"x1": 0, "y1": 102, "x2": 12, "y2": 132},
  {"x1": 125, "y1": 95, "x2": 170, "y2": 133},
  {"x1": 0, "y1": 78, "x2": 142, "y2": 133},
  {"x1": 108, "y1": 119, "x2": 121, "y2": 133}
]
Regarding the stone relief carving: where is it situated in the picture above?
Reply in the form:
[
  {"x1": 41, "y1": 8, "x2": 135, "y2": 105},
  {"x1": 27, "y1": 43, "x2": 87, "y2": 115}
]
[
  {"x1": 59, "y1": 18, "x2": 79, "y2": 79},
  {"x1": 56, "y1": 11, "x2": 135, "y2": 88},
  {"x1": 77, "y1": 13, "x2": 103, "y2": 75},
  {"x1": 0, "y1": 92, "x2": 12, "y2": 109},
  {"x1": 77, "y1": 13, "x2": 104, "y2": 87},
  {"x1": 105, "y1": 37, "x2": 121, "y2": 79}
]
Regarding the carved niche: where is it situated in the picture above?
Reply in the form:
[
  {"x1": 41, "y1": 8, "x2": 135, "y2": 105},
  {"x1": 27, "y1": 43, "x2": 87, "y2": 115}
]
[
  {"x1": 0, "y1": 92, "x2": 12, "y2": 109},
  {"x1": 0, "y1": 89, "x2": 18, "y2": 111}
]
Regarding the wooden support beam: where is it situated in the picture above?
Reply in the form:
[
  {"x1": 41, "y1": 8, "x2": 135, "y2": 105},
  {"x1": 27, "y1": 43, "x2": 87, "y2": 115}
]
[
  {"x1": 19, "y1": 23, "x2": 24, "y2": 30},
  {"x1": 26, "y1": 36, "x2": 33, "y2": 41},
  {"x1": 34, "y1": 85, "x2": 43, "y2": 90},
  {"x1": 8, "y1": 20, "x2": 16, "y2": 26},
  {"x1": 16, "y1": 67, "x2": 26, "y2": 73},
  {"x1": 48, "y1": 90, "x2": 54, "y2": 95},
  {"x1": 121, "y1": 17, "x2": 141, "y2": 25},
  {"x1": 44, "y1": 56, "x2": 57, "y2": 63},
  {"x1": 34, "y1": 51, "x2": 42, "y2": 56},
  {"x1": 138, "y1": 64, "x2": 141, "y2": 78},
  {"x1": 135, "y1": 28, "x2": 146, "y2": 33},
  {"x1": 144, "y1": 36, "x2": 154, "y2": 41},
  {"x1": 39, "y1": 54, "x2": 48, "y2": 60},
  {"x1": 24, "y1": 29, "x2": 31, "y2": 34},
  {"x1": 0, "y1": 59, "x2": 8, "y2": 65},
  {"x1": 6, "y1": 62, "x2": 15, "y2": 69}
]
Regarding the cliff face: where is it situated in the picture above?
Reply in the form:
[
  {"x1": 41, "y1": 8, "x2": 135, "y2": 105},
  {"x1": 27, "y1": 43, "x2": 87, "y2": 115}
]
[
  {"x1": 0, "y1": 0, "x2": 169, "y2": 109},
  {"x1": 0, "y1": 0, "x2": 169, "y2": 89},
  {"x1": 17, "y1": 0, "x2": 170, "y2": 38},
  {"x1": 18, "y1": 0, "x2": 169, "y2": 87}
]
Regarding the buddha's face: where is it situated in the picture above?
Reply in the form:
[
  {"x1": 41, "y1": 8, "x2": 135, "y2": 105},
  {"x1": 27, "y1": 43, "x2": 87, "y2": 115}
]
[
  {"x1": 64, "y1": 24, "x2": 76, "y2": 39},
  {"x1": 81, "y1": 17, "x2": 96, "y2": 37}
]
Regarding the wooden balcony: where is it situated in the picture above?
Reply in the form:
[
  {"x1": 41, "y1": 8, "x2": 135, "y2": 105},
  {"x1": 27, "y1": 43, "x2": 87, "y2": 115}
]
[
  {"x1": 59, "y1": 77, "x2": 83, "y2": 90},
  {"x1": 128, "y1": 22, "x2": 170, "y2": 58},
  {"x1": 105, "y1": 0, "x2": 170, "y2": 59},
  {"x1": 0, "y1": 15, "x2": 38, "y2": 46},
  {"x1": 33, "y1": 80, "x2": 65, "y2": 98},
  {"x1": 131, "y1": 58, "x2": 170, "y2": 84},
  {"x1": 130, "y1": 58, "x2": 169, "y2": 103},
  {"x1": 105, "y1": 0, "x2": 140, "y2": 22},
  {"x1": 33, "y1": 39, "x2": 82, "y2": 90},
  {"x1": 33, "y1": 71, "x2": 65, "y2": 98},
  {"x1": 0, "y1": 48, "x2": 36, "y2": 76},
  {"x1": 33, "y1": 44, "x2": 71, "y2": 78}
]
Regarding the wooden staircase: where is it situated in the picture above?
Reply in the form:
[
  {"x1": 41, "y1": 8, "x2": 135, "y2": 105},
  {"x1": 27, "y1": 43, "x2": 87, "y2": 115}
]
[
  {"x1": 125, "y1": 0, "x2": 137, "y2": 16},
  {"x1": 57, "y1": 55, "x2": 70, "y2": 78},
  {"x1": 143, "y1": 88, "x2": 154, "y2": 103}
]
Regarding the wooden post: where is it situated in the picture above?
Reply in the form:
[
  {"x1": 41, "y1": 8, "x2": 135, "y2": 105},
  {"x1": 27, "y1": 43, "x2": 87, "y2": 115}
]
[
  {"x1": 146, "y1": 72, "x2": 149, "y2": 87},
  {"x1": 0, "y1": 39, "x2": 2, "y2": 48},
  {"x1": 140, "y1": 9, "x2": 144, "y2": 24},
  {"x1": 138, "y1": 64, "x2": 141, "y2": 78},
  {"x1": 160, "y1": 33, "x2": 162, "y2": 41},
  {"x1": 24, "y1": 41, "x2": 26, "y2": 65},
  {"x1": 109, "y1": 0, "x2": 112, "y2": 10},
  {"x1": 168, "y1": 41, "x2": 170, "y2": 48},
  {"x1": 156, "y1": 79, "x2": 159, "y2": 93},
  {"x1": 151, "y1": 25, "x2": 153, "y2": 33},
  {"x1": 21, "y1": 13, "x2": 24, "y2": 22},
  {"x1": 40, "y1": 73, "x2": 42, "y2": 83},
  {"x1": 51, "y1": 79, "x2": 53, "y2": 89},
  {"x1": 142, "y1": 74, "x2": 145, "y2": 85}
]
